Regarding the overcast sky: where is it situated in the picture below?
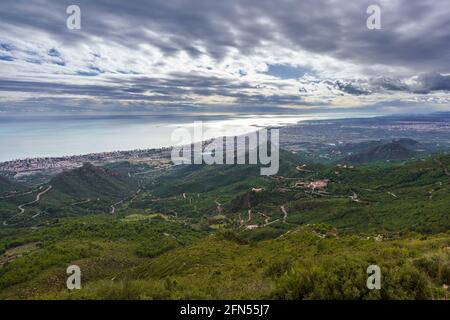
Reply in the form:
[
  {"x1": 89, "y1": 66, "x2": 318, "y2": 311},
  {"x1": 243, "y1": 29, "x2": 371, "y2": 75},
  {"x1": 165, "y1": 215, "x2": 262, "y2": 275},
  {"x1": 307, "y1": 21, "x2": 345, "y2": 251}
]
[{"x1": 0, "y1": 0, "x2": 449, "y2": 115}]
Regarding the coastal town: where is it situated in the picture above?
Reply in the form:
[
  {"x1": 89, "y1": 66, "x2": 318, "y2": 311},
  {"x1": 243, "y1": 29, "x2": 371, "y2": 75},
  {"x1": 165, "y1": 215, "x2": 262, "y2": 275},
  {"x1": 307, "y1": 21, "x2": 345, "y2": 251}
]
[{"x1": 0, "y1": 147, "x2": 173, "y2": 175}]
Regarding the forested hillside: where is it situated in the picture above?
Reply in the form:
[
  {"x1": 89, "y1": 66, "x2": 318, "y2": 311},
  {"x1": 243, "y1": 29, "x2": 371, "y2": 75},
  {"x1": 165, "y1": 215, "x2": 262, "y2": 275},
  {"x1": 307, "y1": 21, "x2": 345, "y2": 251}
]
[{"x1": 0, "y1": 151, "x2": 449, "y2": 299}]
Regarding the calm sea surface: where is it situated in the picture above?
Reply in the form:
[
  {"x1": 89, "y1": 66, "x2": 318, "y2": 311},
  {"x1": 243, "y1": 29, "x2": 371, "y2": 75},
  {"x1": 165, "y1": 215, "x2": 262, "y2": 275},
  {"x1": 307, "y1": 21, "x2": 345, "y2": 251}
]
[{"x1": 0, "y1": 113, "x2": 362, "y2": 162}]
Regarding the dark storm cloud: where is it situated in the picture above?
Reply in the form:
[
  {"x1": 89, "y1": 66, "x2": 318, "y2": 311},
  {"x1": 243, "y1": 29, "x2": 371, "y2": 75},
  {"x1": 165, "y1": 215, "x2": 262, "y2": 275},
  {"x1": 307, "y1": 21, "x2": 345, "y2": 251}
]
[
  {"x1": 0, "y1": 0, "x2": 449, "y2": 114},
  {"x1": 413, "y1": 73, "x2": 450, "y2": 93},
  {"x1": 0, "y1": 74, "x2": 315, "y2": 108},
  {"x1": 329, "y1": 80, "x2": 372, "y2": 96},
  {"x1": 326, "y1": 73, "x2": 450, "y2": 96},
  {"x1": 1, "y1": 0, "x2": 449, "y2": 71}
]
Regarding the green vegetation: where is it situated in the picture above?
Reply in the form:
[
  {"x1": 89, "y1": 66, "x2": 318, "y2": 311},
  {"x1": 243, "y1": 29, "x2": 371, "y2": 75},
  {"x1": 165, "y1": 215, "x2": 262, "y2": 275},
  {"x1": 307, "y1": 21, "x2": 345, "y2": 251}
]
[
  {"x1": 341, "y1": 139, "x2": 419, "y2": 164},
  {"x1": 0, "y1": 176, "x2": 23, "y2": 194},
  {"x1": 49, "y1": 162, "x2": 137, "y2": 201},
  {"x1": 0, "y1": 151, "x2": 449, "y2": 299},
  {"x1": 1, "y1": 225, "x2": 447, "y2": 300}
]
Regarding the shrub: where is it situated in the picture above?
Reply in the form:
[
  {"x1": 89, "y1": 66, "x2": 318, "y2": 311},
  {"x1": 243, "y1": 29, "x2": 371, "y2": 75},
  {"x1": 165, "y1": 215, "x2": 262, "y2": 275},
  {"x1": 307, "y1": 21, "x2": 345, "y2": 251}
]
[
  {"x1": 263, "y1": 259, "x2": 291, "y2": 278},
  {"x1": 218, "y1": 230, "x2": 249, "y2": 245},
  {"x1": 135, "y1": 242, "x2": 176, "y2": 258}
]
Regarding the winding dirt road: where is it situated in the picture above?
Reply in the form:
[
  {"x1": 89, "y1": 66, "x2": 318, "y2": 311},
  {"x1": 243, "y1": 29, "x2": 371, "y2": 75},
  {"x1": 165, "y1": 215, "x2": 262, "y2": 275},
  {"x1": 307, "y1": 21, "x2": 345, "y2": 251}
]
[
  {"x1": 387, "y1": 192, "x2": 398, "y2": 198},
  {"x1": 110, "y1": 189, "x2": 142, "y2": 214},
  {"x1": 3, "y1": 185, "x2": 52, "y2": 226},
  {"x1": 435, "y1": 159, "x2": 450, "y2": 176},
  {"x1": 262, "y1": 205, "x2": 288, "y2": 227},
  {"x1": 110, "y1": 200, "x2": 124, "y2": 214},
  {"x1": 0, "y1": 188, "x2": 39, "y2": 200},
  {"x1": 215, "y1": 199, "x2": 223, "y2": 214},
  {"x1": 280, "y1": 205, "x2": 288, "y2": 221},
  {"x1": 350, "y1": 191, "x2": 361, "y2": 203},
  {"x1": 17, "y1": 186, "x2": 53, "y2": 214}
]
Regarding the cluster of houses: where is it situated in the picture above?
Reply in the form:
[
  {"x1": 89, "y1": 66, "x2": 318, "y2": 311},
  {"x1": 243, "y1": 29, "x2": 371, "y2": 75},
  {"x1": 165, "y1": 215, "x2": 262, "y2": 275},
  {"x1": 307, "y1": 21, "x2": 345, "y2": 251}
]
[{"x1": 294, "y1": 179, "x2": 330, "y2": 191}]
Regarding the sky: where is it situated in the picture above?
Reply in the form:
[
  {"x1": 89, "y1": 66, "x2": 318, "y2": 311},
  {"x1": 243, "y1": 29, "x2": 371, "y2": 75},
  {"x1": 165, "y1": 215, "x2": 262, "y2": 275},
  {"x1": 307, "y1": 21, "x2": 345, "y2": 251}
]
[{"x1": 0, "y1": 0, "x2": 449, "y2": 116}]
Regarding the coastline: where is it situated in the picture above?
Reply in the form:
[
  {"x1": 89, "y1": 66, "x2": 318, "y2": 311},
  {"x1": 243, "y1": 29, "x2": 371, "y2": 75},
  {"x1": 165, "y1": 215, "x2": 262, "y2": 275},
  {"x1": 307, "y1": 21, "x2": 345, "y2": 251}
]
[
  {"x1": 0, "y1": 113, "x2": 372, "y2": 165},
  {"x1": 3, "y1": 112, "x2": 418, "y2": 175}
]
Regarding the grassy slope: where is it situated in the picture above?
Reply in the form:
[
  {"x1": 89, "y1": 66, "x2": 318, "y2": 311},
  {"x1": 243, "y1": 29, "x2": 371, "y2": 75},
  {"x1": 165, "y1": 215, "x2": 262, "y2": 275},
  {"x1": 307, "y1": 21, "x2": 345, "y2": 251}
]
[
  {"x1": 148, "y1": 152, "x2": 450, "y2": 234},
  {"x1": 341, "y1": 141, "x2": 417, "y2": 164},
  {"x1": 49, "y1": 163, "x2": 137, "y2": 201},
  {"x1": 1, "y1": 225, "x2": 448, "y2": 300},
  {"x1": 0, "y1": 214, "x2": 205, "y2": 298},
  {"x1": 0, "y1": 163, "x2": 140, "y2": 226},
  {"x1": 149, "y1": 149, "x2": 303, "y2": 196},
  {"x1": 0, "y1": 152, "x2": 449, "y2": 299}
]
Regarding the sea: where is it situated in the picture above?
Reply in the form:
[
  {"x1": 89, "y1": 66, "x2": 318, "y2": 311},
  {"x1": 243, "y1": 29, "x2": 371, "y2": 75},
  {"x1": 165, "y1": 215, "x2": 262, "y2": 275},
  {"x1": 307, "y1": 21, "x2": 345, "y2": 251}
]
[{"x1": 0, "y1": 113, "x2": 368, "y2": 162}]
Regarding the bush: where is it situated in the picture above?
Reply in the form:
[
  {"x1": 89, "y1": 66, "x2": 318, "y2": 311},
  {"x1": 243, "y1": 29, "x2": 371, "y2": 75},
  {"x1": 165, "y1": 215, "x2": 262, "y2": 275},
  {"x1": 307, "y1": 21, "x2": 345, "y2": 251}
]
[
  {"x1": 218, "y1": 230, "x2": 248, "y2": 245},
  {"x1": 135, "y1": 242, "x2": 176, "y2": 258},
  {"x1": 381, "y1": 263, "x2": 432, "y2": 299},
  {"x1": 263, "y1": 259, "x2": 291, "y2": 278},
  {"x1": 95, "y1": 280, "x2": 145, "y2": 300},
  {"x1": 413, "y1": 254, "x2": 450, "y2": 285},
  {"x1": 272, "y1": 260, "x2": 367, "y2": 300},
  {"x1": 272, "y1": 257, "x2": 436, "y2": 300}
]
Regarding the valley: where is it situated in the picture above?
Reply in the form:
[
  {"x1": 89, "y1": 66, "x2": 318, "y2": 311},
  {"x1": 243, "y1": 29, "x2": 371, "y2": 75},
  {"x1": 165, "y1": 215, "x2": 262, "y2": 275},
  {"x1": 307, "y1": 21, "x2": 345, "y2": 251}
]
[{"x1": 0, "y1": 114, "x2": 449, "y2": 299}]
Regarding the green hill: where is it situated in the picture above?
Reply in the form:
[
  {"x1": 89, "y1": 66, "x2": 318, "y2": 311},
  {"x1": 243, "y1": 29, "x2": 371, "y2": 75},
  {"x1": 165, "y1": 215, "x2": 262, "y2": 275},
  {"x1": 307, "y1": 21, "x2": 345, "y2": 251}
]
[
  {"x1": 341, "y1": 140, "x2": 420, "y2": 164},
  {"x1": 0, "y1": 151, "x2": 449, "y2": 300},
  {"x1": 146, "y1": 151, "x2": 450, "y2": 234},
  {"x1": 149, "y1": 149, "x2": 306, "y2": 197},
  {"x1": 0, "y1": 221, "x2": 448, "y2": 300},
  {"x1": 49, "y1": 162, "x2": 137, "y2": 201},
  {"x1": 0, "y1": 176, "x2": 23, "y2": 195}
]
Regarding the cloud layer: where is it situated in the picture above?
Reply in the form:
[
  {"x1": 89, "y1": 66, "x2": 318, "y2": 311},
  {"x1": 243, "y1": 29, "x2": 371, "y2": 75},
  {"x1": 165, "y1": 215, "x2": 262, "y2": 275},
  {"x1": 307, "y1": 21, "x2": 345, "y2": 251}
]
[{"x1": 0, "y1": 0, "x2": 449, "y2": 115}]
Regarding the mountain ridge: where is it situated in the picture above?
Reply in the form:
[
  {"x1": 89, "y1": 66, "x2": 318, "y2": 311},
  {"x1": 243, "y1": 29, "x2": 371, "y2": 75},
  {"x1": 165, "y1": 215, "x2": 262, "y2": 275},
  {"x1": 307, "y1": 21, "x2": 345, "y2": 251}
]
[
  {"x1": 49, "y1": 162, "x2": 136, "y2": 201},
  {"x1": 339, "y1": 139, "x2": 423, "y2": 164}
]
